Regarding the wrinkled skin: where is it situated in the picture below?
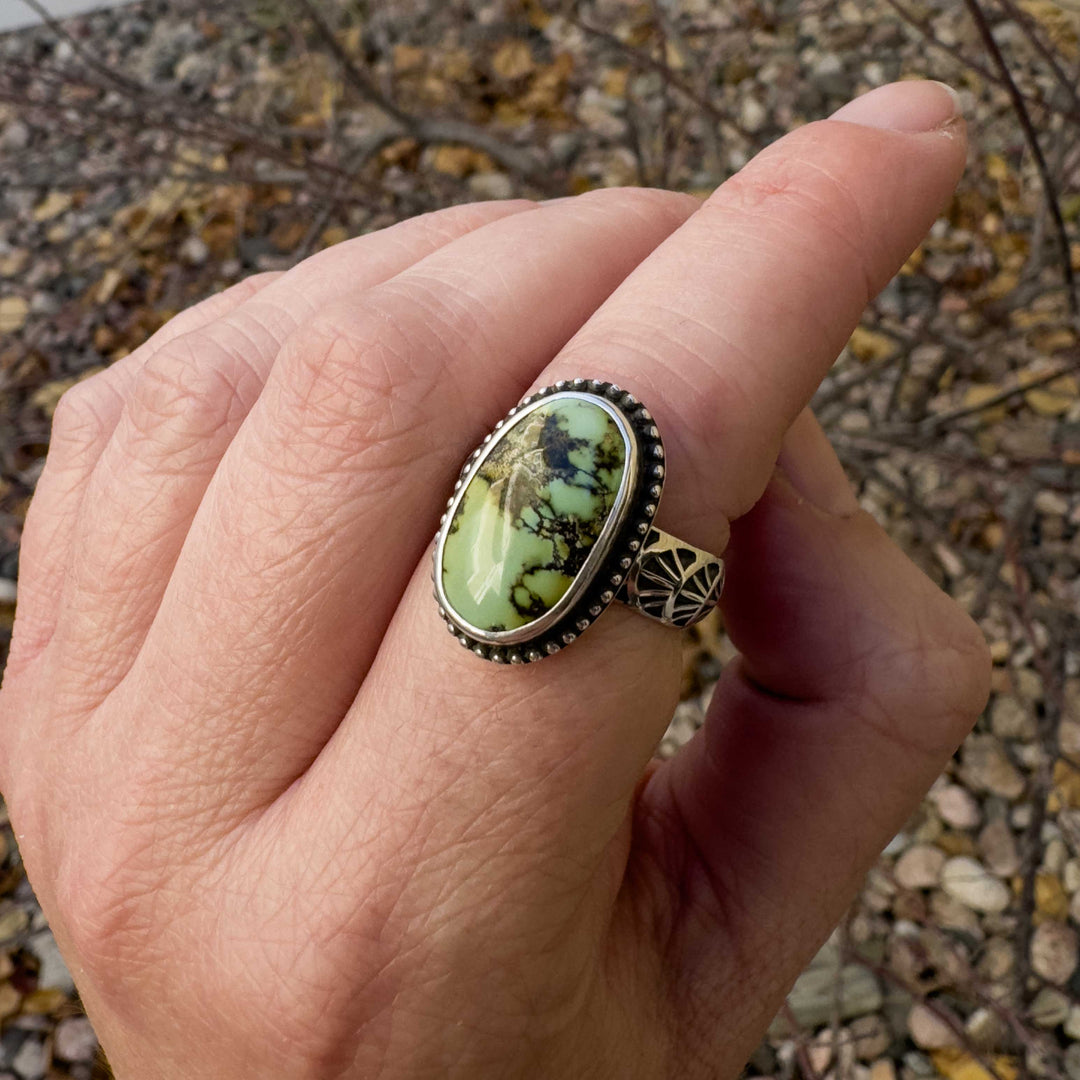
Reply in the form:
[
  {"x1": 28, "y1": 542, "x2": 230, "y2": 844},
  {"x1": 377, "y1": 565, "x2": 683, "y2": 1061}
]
[{"x1": 0, "y1": 82, "x2": 989, "y2": 1079}]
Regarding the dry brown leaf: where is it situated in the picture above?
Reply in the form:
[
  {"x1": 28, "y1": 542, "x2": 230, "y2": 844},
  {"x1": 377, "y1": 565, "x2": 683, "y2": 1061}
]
[
  {"x1": 492, "y1": 39, "x2": 534, "y2": 80},
  {"x1": 0, "y1": 295, "x2": 29, "y2": 333},
  {"x1": 930, "y1": 1049, "x2": 1018, "y2": 1080},
  {"x1": 430, "y1": 145, "x2": 494, "y2": 178},
  {"x1": 962, "y1": 384, "x2": 1008, "y2": 423},
  {"x1": 32, "y1": 190, "x2": 74, "y2": 221},
  {"x1": 848, "y1": 326, "x2": 897, "y2": 363}
]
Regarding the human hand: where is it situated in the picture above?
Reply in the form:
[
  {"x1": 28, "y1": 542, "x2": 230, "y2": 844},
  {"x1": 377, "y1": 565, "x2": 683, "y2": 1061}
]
[{"x1": 1, "y1": 80, "x2": 989, "y2": 1079}]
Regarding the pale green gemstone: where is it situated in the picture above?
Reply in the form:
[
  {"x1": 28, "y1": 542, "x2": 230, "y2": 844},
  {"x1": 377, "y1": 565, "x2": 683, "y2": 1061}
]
[{"x1": 441, "y1": 398, "x2": 627, "y2": 633}]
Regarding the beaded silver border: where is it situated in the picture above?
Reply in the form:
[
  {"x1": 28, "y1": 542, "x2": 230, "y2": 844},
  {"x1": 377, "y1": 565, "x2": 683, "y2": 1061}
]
[{"x1": 432, "y1": 379, "x2": 665, "y2": 664}]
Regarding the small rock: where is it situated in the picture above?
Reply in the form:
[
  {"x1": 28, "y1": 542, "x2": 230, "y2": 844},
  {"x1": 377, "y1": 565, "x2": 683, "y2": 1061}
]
[
  {"x1": 778, "y1": 960, "x2": 883, "y2": 1030},
  {"x1": 1064, "y1": 1043, "x2": 1080, "y2": 1080},
  {"x1": 10, "y1": 1037, "x2": 47, "y2": 1080},
  {"x1": 0, "y1": 907, "x2": 28, "y2": 945},
  {"x1": 990, "y1": 695, "x2": 1036, "y2": 739},
  {"x1": 965, "y1": 1006, "x2": 1008, "y2": 1050},
  {"x1": 903, "y1": 1050, "x2": 935, "y2": 1076},
  {"x1": 740, "y1": 95, "x2": 768, "y2": 132},
  {"x1": 869, "y1": 1059, "x2": 897, "y2": 1080},
  {"x1": 0, "y1": 579, "x2": 16, "y2": 605},
  {"x1": 808, "y1": 1028, "x2": 834, "y2": 1073},
  {"x1": 0, "y1": 118, "x2": 30, "y2": 152},
  {"x1": 1064, "y1": 1004, "x2": 1080, "y2": 1040},
  {"x1": 1030, "y1": 921, "x2": 1079, "y2": 985},
  {"x1": 941, "y1": 856, "x2": 1011, "y2": 913},
  {"x1": 978, "y1": 818, "x2": 1021, "y2": 878},
  {"x1": 895, "y1": 845, "x2": 946, "y2": 890},
  {"x1": 1062, "y1": 858, "x2": 1080, "y2": 894},
  {"x1": 851, "y1": 1014, "x2": 891, "y2": 1060},
  {"x1": 179, "y1": 235, "x2": 209, "y2": 266},
  {"x1": 1029, "y1": 986, "x2": 1070, "y2": 1028},
  {"x1": 53, "y1": 1017, "x2": 98, "y2": 1063},
  {"x1": 932, "y1": 785, "x2": 981, "y2": 830},
  {"x1": 467, "y1": 172, "x2": 514, "y2": 201},
  {"x1": 907, "y1": 1003, "x2": 960, "y2": 1049},
  {"x1": 961, "y1": 736, "x2": 1026, "y2": 800},
  {"x1": 27, "y1": 931, "x2": 73, "y2": 994}
]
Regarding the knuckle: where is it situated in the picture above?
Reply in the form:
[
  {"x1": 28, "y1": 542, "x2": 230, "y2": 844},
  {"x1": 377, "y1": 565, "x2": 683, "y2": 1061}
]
[
  {"x1": 50, "y1": 374, "x2": 115, "y2": 453},
  {"x1": 126, "y1": 333, "x2": 254, "y2": 449}
]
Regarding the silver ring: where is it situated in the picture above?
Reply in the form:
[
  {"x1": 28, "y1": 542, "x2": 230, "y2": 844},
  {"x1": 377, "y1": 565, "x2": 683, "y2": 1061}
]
[{"x1": 432, "y1": 380, "x2": 725, "y2": 664}]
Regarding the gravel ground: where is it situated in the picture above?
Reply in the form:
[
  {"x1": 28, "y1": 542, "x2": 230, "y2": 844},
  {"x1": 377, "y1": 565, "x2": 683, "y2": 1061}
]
[{"x1": 0, "y1": 1, "x2": 1078, "y2": 1077}]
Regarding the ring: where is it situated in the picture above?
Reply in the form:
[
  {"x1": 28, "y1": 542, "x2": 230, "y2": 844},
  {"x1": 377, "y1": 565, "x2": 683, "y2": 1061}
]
[{"x1": 433, "y1": 379, "x2": 725, "y2": 663}]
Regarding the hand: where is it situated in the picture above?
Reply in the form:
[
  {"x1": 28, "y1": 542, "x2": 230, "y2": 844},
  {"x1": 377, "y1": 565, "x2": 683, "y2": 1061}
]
[{"x1": 1, "y1": 81, "x2": 989, "y2": 1079}]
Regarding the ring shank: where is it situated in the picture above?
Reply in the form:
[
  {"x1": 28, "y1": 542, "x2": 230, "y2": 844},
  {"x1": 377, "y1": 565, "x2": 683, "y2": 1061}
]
[{"x1": 620, "y1": 527, "x2": 725, "y2": 628}]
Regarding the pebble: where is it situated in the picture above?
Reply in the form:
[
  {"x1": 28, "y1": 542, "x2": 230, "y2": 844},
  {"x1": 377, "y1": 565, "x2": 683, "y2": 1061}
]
[
  {"x1": 978, "y1": 818, "x2": 1021, "y2": 877},
  {"x1": 27, "y1": 931, "x2": 74, "y2": 994},
  {"x1": 0, "y1": 579, "x2": 15, "y2": 604},
  {"x1": 931, "y1": 785, "x2": 981, "y2": 830},
  {"x1": 990, "y1": 695, "x2": 1036, "y2": 739},
  {"x1": 851, "y1": 1014, "x2": 891, "y2": 1060},
  {"x1": 940, "y1": 856, "x2": 1011, "y2": 913},
  {"x1": 0, "y1": 983, "x2": 19, "y2": 1021},
  {"x1": 961, "y1": 736, "x2": 1026, "y2": 799},
  {"x1": 10, "y1": 1038, "x2": 47, "y2": 1080},
  {"x1": 0, "y1": 907, "x2": 28, "y2": 945},
  {"x1": 1065, "y1": 1044, "x2": 1080, "y2": 1080},
  {"x1": 1030, "y1": 921, "x2": 1079, "y2": 985},
  {"x1": 1029, "y1": 986, "x2": 1070, "y2": 1028},
  {"x1": 895, "y1": 845, "x2": 946, "y2": 890},
  {"x1": 907, "y1": 1003, "x2": 960, "y2": 1049},
  {"x1": 965, "y1": 1006, "x2": 1008, "y2": 1049},
  {"x1": 869, "y1": 1059, "x2": 897, "y2": 1080},
  {"x1": 53, "y1": 1017, "x2": 98, "y2": 1063},
  {"x1": 1064, "y1": 1005, "x2": 1080, "y2": 1040},
  {"x1": 179, "y1": 235, "x2": 210, "y2": 266},
  {"x1": 467, "y1": 172, "x2": 514, "y2": 201},
  {"x1": 779, "y1": 960, "x2": 883, "y2": 1030}
]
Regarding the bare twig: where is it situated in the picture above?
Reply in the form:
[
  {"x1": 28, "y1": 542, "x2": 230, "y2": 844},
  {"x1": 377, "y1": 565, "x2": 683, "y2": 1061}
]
[{"x1": 962, "y1": 0, "x2": 1079, "y2": 322}]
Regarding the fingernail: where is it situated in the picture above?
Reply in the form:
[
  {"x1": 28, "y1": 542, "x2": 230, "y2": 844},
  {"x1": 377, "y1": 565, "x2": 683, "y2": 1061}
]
[
  {"x1": 829, "y1": 80, "x2": 961, "y2": 133},
  {"x1": 777, "y1": 410, "x2": 860, "y2": 518}
]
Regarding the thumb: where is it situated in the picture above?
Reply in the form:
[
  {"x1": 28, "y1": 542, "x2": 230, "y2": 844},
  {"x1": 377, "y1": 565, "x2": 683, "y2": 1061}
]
[{"x1": 630, "y1": 409, "x2": 991, "y2": 1065}]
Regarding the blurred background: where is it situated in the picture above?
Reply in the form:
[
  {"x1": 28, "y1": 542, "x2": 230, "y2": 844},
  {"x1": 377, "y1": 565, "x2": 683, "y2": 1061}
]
[{"x1": 0, "y1": 0, "x2": 1078, "y2": 1077}]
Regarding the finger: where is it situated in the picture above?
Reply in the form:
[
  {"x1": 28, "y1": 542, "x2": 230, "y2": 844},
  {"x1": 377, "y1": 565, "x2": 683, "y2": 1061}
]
[
  {"x1": 45, "y1": 200, "x2": 534, "y2": 701},
  {"x1": 295, "y1": 82, "x2": 969, "y2": 926},
  {"x1": 7, "y1": 271, "x2": 281, "y2": 677},
  {"x1": 107, "y1": 188, "x2": 700, "y2": 820},
  {"x1": 633, "y1": 412, "x2": 989, "y2": 1068}
]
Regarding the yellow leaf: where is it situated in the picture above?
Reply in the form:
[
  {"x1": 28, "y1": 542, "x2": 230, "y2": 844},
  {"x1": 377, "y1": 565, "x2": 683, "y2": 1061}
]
[
  {"x1": 393, "y1": 44, "x2": 425, "y2": 73},
  {"x1": 429, "y1": 144, "x2": 493, "y2": 178},
  {"x1": 603, "y1": 67, "x2": 630, "y2": 97},
  {"x1": 963, "y1": 383, "x2": 1008, "y2": 423},
  {"x1": 0, "y1": 249, "x2": 28, "y2": 277},
  {"x1": 848, "y1": 326, "x2": 897, "y2": 363},
  {"x1": 986, "y1": 271, "x2": 1018, "y2": 299},
  {"x1": 0, "y1": 295, "x2": 29, "y2": 333},
  {"x1": 1030, "y1": 327, "x2": 1076, "y2": 353},
  {"x1": 930, "y1": 1048, "x2": 1018, "y2": 1080},
  {"x1": 33, "y1": 190, "x2": 73, "y2": 221},
  {"x1": 1035, "y1": 872, "x2": 1070, "y2": 920},
  {"x1": 1026, "y1": 375, "x2": 1078, "y2": 416},
  {"x1": 321, "y1": 226, "x2": 348, "y2": 247},
  {"x1": 985, "y1": 153, "x2": 1011, "y2": 181},
  {"x1": 96, "y1": 266, "x2": 124, "y2": 304},
  {"x1": 492, "y1": 39, "x2": 534, "y2": 80},
  {"x1": 899, "y1": 245, "x2": 924, "y2": 276}
]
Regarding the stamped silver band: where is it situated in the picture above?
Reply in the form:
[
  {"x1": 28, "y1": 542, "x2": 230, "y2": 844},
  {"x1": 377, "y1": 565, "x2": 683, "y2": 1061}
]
[{"x1": 621, "y1": 527, "x2": 725, "y2": 629}]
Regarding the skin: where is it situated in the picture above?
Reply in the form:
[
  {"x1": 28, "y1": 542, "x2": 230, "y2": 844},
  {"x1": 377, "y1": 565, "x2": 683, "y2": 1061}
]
[{"x1": 0, "y1": 81, "x2": 990, "y2": 1079}]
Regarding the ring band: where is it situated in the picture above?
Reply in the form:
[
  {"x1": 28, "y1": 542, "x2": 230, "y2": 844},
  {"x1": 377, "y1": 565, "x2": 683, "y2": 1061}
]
[{"x1": 432, "y1": 379, "x2": 725, "y2": 663}]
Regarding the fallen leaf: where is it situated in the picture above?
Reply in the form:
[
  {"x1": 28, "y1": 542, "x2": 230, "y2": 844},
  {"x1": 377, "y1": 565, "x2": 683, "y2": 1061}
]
[
  {"x1": 33, "y1": 190, "x2": 73, "y2": 221},
  {"x1": 930, "y1": 1049, "x2": 1018, "y2": 1080},
  {"x1": 0, "y1": 295, "x2": 29, "y2": 333},
  {"x1": 962, "y1": 384, "x2": 1008, "y2": 423},
  {"x1": 848, "y1": 326, "x2": 898, "y2": 363},
  {"x1": 1025, "y1": 375, "x2": 1078, "y2": 417},
  {"x1": 492, "y1": 39, "x2": 534, "y2": 80}
]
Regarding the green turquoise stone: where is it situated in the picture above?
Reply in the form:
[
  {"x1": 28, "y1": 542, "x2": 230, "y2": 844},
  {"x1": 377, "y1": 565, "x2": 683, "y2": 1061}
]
[{"x1": 441, "y1": 398, "x2": 627, "y2": 633}]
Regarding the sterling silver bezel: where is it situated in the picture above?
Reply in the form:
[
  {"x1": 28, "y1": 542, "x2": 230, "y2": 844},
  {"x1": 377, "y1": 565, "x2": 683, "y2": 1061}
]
[{"x1": 432, "y1": 380, "x2": 665, "y2": 663}]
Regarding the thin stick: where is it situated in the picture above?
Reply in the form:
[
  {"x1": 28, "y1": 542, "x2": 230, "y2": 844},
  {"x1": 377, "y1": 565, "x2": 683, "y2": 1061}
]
[{"x1": 962, "y1": 0, "x2": 1079, "y2": 322}]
